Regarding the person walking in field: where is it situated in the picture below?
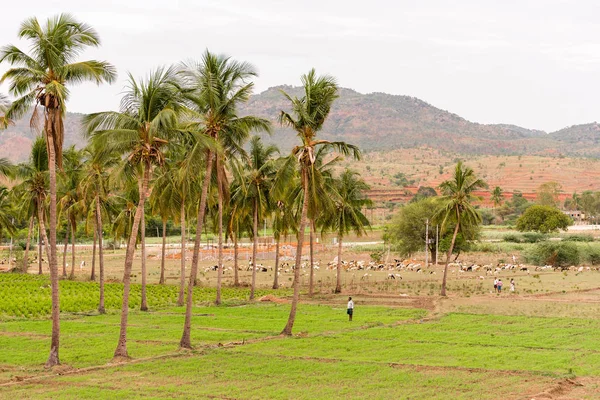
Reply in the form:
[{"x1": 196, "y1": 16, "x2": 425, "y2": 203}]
[
  {"x1": 497, "y1": 279, "x2": 503, "y2": 293},
  {"x1": 347, "y1": 297, "x2": 354, "y2": 321},
  {"x1": 493, "y1": 278, "x2": 498, "y2": 293},
  {"x1": 510, "y1": 278, "x2": 515, "y2": 292}
]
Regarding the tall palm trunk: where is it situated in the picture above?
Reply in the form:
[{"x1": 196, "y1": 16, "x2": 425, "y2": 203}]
[
  {"x1": 233, "y1": 231, "x2": 239, "y2": 286},
  {"x1": 140, "y1": 201, "x2": 148, "y2": 311},
  {"x1": 69, "y1": 219, "x2": 76, "y2": 279},
  {"x1": 159, "y1": 217, "x2": 166, "y2": 285},
  {"x1": 308, "y1": 220, "x2": 315, "y2": 297},
  {"x1": 22, "y1": 216, "x2": 34, "y2": 272},
  {"x1": 180, "y1": 152, "x2": 214, "y2": 349},
  {"x1": 62, "y1": 219, "x2": 69, "y2": 277},
  {"x1": 272, "y1": 239, "x2": 280, "y2": 289},
  {"x1": 282, "y1": 168, "x2": 309, "y2": 336},
  {"x1": 114, "y1": 161, "x2": 150, "y2": 359},
  {"x1": 96, "y1": 197, "x2": 105, "y2": 314},
  {"x1": 38, "y1": 222, "x2": 42, "y2": 275},
  {"x1": 90, "y1": 227, "x2": 97, "y2": 281},
  {"x1": 250, "y1": 201, "x2": 259, "y2": 300},
  {"x1": 440, "y1": 212, "x2": 460, "y2": 297},
  {"x1": 177, "y1": 201, "x2": 186, "y2": 304},
  {"x1": 215, "y1": 177, "x2": 224, "y2": 305},
  {"x1": 45, "y1": 125, "x2": 60, "y2": 367},
  {"x1": 335, "y1": 236, "x2": 343, "y2": 293}
]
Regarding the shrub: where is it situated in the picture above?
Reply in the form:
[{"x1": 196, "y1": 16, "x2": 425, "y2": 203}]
[
  {"x1": 563, "y1": 234, "x2": 594, "y2": 242},
  {"x1": 503, "y1": 234, "x2": 521, "y2": 243},
  {"x1": 583, "y1": 246, "x2": 600, "y2": 265},
  {"x1": 521, "y1": 232, "x2": 547, "y2": 243},
  {"x1": 525, "y1": 242, "x2": 580, "y2": 267}
]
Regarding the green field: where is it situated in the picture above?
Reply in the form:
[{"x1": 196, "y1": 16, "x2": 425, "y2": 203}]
[{"x1": 2, "y1": 274, "x2": 600, "y2": 398}]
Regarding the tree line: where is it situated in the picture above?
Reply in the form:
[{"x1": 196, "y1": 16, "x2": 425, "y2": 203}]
[{"x1": 0, "y1": 14, "x2": 372, "y2": 366}]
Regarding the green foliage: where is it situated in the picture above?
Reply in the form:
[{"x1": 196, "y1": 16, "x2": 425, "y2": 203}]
[
  {"x1": 391, "y1": 172, "x2": 414, "y2": 187},
  {"x1": 505, "y1": 232, "x2": 547, "y2": 243},
  {"x1": 562, "y1": 234, "x2": 594, "y2": 242},
  {"x1": 525, "y1": 242, "x2": 580, "y2": 267},
  {"x1": 384, "y1": 198, "x2": 480, "y2": 259},
  {"x1": 516, "y1": 205, "x2": 572, "y2": 233},
  {"x1": 536, "y1": 182, "x2": 562, "y2": 207},
  {"x1": 410, "y1": 186, "x2": 437, "y2": 203}
]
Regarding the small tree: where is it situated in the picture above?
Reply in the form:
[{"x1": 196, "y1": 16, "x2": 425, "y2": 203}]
[
  {"x1": 516, "y1": 205, "x2": 572, "y2": 233},
  {"x1": 536, "y1": 182, "x2": 562, "y2": 207}
]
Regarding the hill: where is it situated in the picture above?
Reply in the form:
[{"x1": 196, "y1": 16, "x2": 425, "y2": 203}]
[{"x1": 2, "y1": 86, "x2": 599, "y2": 161}]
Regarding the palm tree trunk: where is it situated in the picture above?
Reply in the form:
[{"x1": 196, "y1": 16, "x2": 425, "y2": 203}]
[
  {"x1": 440, "y1": 215, "x2": 460, "y2": 297},
  {"x1": 91, "y1": 226, "x2": 97, "y2": 281},
  {"x1": 114, "y1": 161, "x2": 150, "y2": 359},
  {"x1": 250, "y1": 200, "x2": 259, "y2": 300},
  {"x1": 335, "y1": 236, "x2": 343, "y2": 293},
  {"x1": 69, "y1": 219, "x2": 76, "y2": 279},
  {"x1": 282, "y1": 168, "x2": 309, "y2": 336},
  {"x1": 140, "y1": 201, "x2": 148, "y2": 312},
  {"x1": 96, "y1": 196, "x2": 105, "y2": 314},
  {"x1": 38, "y1": 221, "x2": 42, "y2": 275},
  {"x1": 22, "y1": 216, "x2": 34, "y2": 272},
  {"x1": 233, "y1": 231, "x2": 239, "y2": 286},
  {"x1": 159, "y1": 217, "x2": 166, "y2": 285},
  {"x1": 45, "y1": 125, "x2": 60, "y2": 368},
  {"x1": 177, "y1": 201, "x2": 186, "y2": 304},
  {"x1": 215, "y1": 178, "x2": 224, "y2": 305},
  {"x1": 272, "y1": 239, "x2": 280, "y2": 289},
  {"x1": 180, "y1": 152, "x2": 214, "y2": 349},
  {"x1": 62, "y1": 219, "x2": 69, "y2": 278},
  {"x1": 308, "y1": 220, "x2": 315, "y2": 297}
]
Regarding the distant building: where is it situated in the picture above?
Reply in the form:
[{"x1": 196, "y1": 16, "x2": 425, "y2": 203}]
[{"x1": 563, "y1": 210, "x2": 585, "y2": 223}]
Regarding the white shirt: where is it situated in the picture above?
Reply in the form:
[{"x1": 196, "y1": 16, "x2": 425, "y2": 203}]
[{"x1": 347, "y1": 300, "x2": 354, "y2": 309}]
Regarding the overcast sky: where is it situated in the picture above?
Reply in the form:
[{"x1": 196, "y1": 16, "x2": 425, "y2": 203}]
[{"x1": 1, "y1": 0, "x2": 599, "y2": 132}]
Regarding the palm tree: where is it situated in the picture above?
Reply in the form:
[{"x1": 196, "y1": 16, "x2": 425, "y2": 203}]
[
  {"x1": 0, "y1": 14, "x2": 116, "y2": 366},
  {"x1": 85, "y1": 67, "x2": 182, "y2": 359},
  {"x1": 491, "y1": 186, "x2": 503, "y2": 216},
  {"x1": 79, "y1": 143, "x2": 118, "y2": 313},
  {"x1": 271, "y1": 189, "x2": 296, "y2": 289},
  {"x1": 232, "y1": 136, "x2": 278, "y2": 299},
  {"x1": 149, "y1": 168, "x2": 177, "y2": 286},
  {"x1": 435, "y1": 161, "x2": 487, "y2": 296},
  {"x1": 275, "y1": 69, "x2": 360, "y2": 335},
  {"x1": 325, "y1": 169, "x2": 371, "y2": 293},
  {"x1": 179, "y1": 50, "x2": 270, "y2": 311},
  {"x1": 58, "y1": 147, "x2": 85, "y2": 279},
  {"x1": 14, "y1": 137, "x2": 50, "y2": 273}
]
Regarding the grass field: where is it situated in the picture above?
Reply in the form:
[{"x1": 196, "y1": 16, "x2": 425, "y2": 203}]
[{"x1": 3, "y1": 255, "x2": 600, "y2": 398}]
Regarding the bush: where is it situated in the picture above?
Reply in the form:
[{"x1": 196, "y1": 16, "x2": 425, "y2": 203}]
[
  {"x1": 521, "y1": 232, "x2": 547, "y2": 243},
  {"x1": 585, "y1": 248, "x2": 600, "y2": 265},
  {"x1": 503, "y1": 234, "x2": 521, "y2": 243},
  {"x1": 525, "y1": 242, "x2": 580, "y2": 267},
  {"x1": 563, "y1": 234, "x2": 594, "y2": 242}
]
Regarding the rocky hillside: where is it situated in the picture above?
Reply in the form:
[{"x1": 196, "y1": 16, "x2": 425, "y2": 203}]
[{"x1": 2, "y1": 86, "x2": 599, "y2": 161}]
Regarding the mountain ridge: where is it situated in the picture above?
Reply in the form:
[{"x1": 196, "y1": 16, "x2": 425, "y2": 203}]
[{"x1": 1, "y1": 86, "x2": 598, "y2": 161}]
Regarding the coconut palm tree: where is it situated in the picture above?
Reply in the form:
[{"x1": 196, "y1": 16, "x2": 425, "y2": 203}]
[
  {"x1": 58, "y1": 147, "x2": 85, "y2": 279},
  {"x1": 178, "y1": 50, "x2": 270, "y2": 313},
  {"x1": 84, "y1": 67, "x2": 182, "y2": 359},
  {"x1": 435, "y1": 161, "x2": 487, "y2": 296},
  {"x1": 271, "y1": 187, "x2": 297, "y2": 290},
  {"x1": 148, "y1": 167, "x2": 177, "y2": 286},
  {"x1": 232, "y1": 136, "x2": 278, "y2": 299},
  {"x1": 79, "y1": 143, "x2": 119, "y2": 313},
  {"x1": 14, "y1": 137, "x2": 50, "y2": 272},
  {"x1": 275, "y1": 69, "x2": 360, "y2": 336},
  {"x1": 325, "y1": 169, "x2": 371, "y2": 293},
  {"x1": 0, "y1": 14, "x2": 116, "y2": 366}
]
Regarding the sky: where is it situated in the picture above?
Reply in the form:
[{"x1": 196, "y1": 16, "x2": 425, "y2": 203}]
[{"x1": 1, "y1": 0, "x2": 599, "y2": 132}]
